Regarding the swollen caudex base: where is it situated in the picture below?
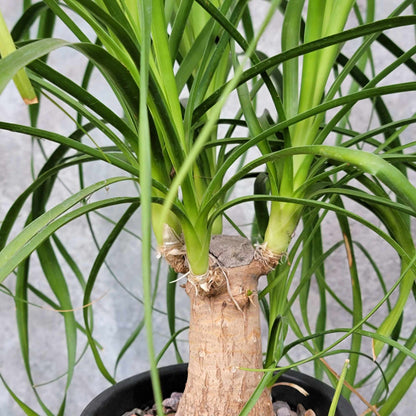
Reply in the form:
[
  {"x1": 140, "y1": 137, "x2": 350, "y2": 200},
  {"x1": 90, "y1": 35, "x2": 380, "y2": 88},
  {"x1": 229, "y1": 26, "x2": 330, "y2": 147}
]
[
  {"x1": 158, "y1": 228, "x2": 283, "y2": 415},
  {"x1": 158, "y1": 227, "x2": 283, "y2": 298}
]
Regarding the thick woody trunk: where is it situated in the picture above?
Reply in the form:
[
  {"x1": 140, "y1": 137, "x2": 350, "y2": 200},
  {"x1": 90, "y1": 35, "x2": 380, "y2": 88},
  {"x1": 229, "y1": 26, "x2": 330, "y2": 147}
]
[{"x1": 171, "y1": 235, "x2": 275, "y2": 416}]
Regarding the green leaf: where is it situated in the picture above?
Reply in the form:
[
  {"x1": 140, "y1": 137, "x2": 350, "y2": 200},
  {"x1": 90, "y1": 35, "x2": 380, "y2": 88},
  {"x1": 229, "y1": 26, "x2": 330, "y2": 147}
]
[
  {"x1": 37, "y1": 240, "x2": 77, "y2": 394},
  {"x1": 332, "y1": 197, "x2": 362, "y2": 398},
  {"x1": 84, "y1": 203, "x2": 140, "y2": 383},
  {"x1": 14, "y1": 259, "x2": 55, "y2": 416},
  {"x1": 138, "y1": 1, "x2": 164, "y2": 415},
  {"x1": 42, "y1": 0, "x2": 90, "y2": 42},
  {"x1": 0, "y1": 374, "x2": 42, "y2": 416},
  {"x1": 328, "y1": 359, "x2": 350, "y2": 416},
  {"x1": 0, "y1": 177, "x2": 133, "y2": 282},
  {"x1": 0, "y1": 121, "x2": 139, "y2": 175},
  {"x1": 371, "y1": 326, "x2": 416, "y2": 406},
  {"x1": 11, "y1": 3, "x2": 49, "y2": 41},
  {"x1": 156, "y1": 326, "x2": 188, "y2": 365},
  {"x1": 0, "y1": 38, "x2": 69, "y2": 94},
  {"x1": 194, "y1": 16, "x2": 416, "y2": 121},
  {"x1": 0, "y1": 10, "x2": 37, "y2": 103},
  {"x1": 238, "y1": 371, "x2": 274, "y2": 416},
  {"x1": 166, "y1": 267, "x2": 184, "y2": 363},
  {"x1": 253, "y1": 172, "x2": 269, "y2": 240},
  {"x1": 379, "y1": 361, "x2": 416, "y2": 415}
]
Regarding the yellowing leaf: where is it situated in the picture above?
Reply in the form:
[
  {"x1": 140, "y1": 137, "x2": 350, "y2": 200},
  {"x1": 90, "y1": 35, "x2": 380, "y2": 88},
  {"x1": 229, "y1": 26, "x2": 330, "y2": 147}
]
[{"x1": 0, "y1": 10, "x2": 38, "y2": 104}]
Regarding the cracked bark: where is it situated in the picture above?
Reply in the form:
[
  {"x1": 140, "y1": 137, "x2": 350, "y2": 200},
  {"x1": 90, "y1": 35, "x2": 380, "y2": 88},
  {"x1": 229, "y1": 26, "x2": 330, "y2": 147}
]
[{"x1": 173, "y1": 236, "x2": 274, "y2": 416}]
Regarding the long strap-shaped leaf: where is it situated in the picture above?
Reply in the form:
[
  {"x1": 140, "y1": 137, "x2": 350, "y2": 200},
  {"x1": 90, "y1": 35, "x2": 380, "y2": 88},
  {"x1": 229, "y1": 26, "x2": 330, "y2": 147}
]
[
  {"x1": 204, "y1": 146, "x2": 416, "y2": 242},
  {"x1": 0, "y1": 177, "x2": 132, "y2": 283},
  {"x1": 0, "y1": 10, "x2": 37, "y2": 103},
  {"x1": 0, "y1": 38, "x2": 69, "y2": 93},
  {"x1": 11, "y1": 2, "x2": 49, "y2": 40},
  {"x1": 37, "y1": 240, "x2": 77, "y2": 397},
  {"x1": 0, "y1": 37, "x2": 141, "y2": 131},
  {"x1": 83, "y1": 202, "x2": 140, "y2": 384},
  {"x1": 193, "y1": 16, "x2": 416, "y2": 122},
  {"x1": 27, "y1": 59, "x2": 137, "y2": 145},
  {"x1": 0, "y1": 121, "x2": 139, "y2": 175},
  {"x1": 138, "y1": 0, "x2": 164, "y2": 414},
  {"x1": 14, "y1": 258, "x2": 55, "y2": 416},
  {"x1": 0, "y1": 373, "x2": 42, "y2": 416},
  {"x1": 378, "y1": 361, "x2": 416, "y2": 415},
  {"x1": 201, "y1": 82, "x2": 416, "y2": 213}
]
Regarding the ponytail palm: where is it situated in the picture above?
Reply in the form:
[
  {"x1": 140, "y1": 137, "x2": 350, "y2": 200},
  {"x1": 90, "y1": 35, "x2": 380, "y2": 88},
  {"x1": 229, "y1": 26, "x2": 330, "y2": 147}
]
[{"x1": 1, "y1": 1, "x2": 415, "y2": 415}]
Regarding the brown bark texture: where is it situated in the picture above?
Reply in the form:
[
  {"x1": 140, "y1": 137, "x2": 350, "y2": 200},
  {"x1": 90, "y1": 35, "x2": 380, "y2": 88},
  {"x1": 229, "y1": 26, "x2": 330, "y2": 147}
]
[{"x1": 174, "y1": 236, "x2": 274, "y2": 416}]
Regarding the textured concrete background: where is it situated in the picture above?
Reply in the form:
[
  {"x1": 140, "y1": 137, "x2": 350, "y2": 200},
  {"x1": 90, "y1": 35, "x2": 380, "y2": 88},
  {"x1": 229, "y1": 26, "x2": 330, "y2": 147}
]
[{"x1": 0, "y1": 1, "x2": 415, "y2": 415}]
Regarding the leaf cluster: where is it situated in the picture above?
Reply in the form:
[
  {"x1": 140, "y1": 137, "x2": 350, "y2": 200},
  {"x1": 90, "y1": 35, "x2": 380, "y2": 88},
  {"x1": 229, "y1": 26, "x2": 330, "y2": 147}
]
[{"x1": 0, "y1": 1, "x2": 415, "y2": 415}]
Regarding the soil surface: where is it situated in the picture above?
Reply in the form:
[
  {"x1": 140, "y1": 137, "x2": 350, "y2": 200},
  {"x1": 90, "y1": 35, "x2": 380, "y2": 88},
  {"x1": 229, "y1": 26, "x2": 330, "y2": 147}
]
[{"x1": 121, "y1": 392, "x2": 317, "y2": 416}]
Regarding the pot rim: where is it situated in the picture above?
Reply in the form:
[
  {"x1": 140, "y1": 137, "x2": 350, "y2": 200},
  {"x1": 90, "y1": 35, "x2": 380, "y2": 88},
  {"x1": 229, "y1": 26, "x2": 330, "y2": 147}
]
[{"x1": 81, "y1": 363, "x2": 357, "y2": 416}]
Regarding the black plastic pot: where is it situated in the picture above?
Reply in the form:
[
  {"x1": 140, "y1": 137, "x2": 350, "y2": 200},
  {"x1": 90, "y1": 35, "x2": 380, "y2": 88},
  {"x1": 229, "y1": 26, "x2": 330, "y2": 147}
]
[{"x1": 81, "y1": 363, "x2": 356, "y2": 416}]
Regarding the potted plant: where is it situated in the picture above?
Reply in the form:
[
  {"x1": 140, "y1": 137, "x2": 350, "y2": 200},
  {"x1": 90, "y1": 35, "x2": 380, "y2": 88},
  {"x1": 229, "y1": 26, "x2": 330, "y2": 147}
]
[{"x1": 0, "y1": 0, "x2": 415, "y2": 415}]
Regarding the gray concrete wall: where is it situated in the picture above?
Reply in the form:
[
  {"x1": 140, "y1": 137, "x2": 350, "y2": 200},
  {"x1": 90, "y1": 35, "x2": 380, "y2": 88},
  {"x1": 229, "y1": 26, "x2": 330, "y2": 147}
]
[{"x1": 0, "y1": 1, "x2": 415, "y2": 415}]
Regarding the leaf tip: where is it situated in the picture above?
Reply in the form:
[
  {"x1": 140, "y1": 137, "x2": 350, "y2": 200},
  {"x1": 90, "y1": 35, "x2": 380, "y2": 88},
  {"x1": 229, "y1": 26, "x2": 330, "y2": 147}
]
[
  {"x1": 371, "y1": 339, "x2": 378, "y2": 361},
  {"x1": 23, "y1": 97, "x2": 38, "y2": 105}
]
